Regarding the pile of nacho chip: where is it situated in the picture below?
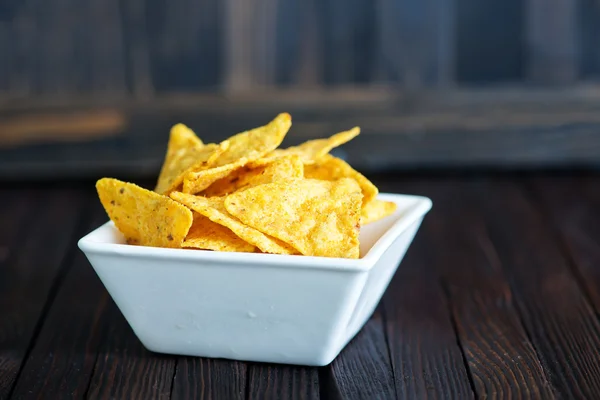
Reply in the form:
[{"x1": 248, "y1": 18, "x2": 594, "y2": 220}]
[{"x1": 96, "y1": 113, "x2": 397, "y2": 259}]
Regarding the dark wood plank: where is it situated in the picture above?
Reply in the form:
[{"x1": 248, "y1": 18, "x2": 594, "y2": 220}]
[
  {"x1": 0, "y1": 187, "x2": 87, "y2": 399},
  {"x1": 5, "y1": 86, "x2": 600, "y2": 179},
  {"x1": 247, "y1": 364, "x2": 319, "y2": 400},
  {"x1": 79, "y1": 0, "x2": 127, "y2": 94},
  {"x1": 283, "y1": 0, "x2": 321, "y2": 86},
  {"x1": 323, "y1": 312, "x2": 396, "y2": 400},
  {"x1": 145, "y1": 0, "x2": 221, "y2": 92},
  {"x1": 530, "y1": 176, "x2": 600, "y2": 312},
  {"x1": 224, "y1": 0, "x2": 256, "y2": 91},
  {"x1": 471, "y1": 179, "x2": 600, "y2": 398},
  {"x1": 9, "y1": 2, "x2": 36, "y2": 97},
  {"x1": 85, "y1": 300, "x2": 176, "y2": 399},
  {"x1": 171, "y1": 358, "x2": 246, "y2": 400},
  {"x1": 404, "y1": 180, "x2": 555, "y2": 398},
  {"x1": 319, "y1": 0, "x2": 375, "y2": 85},
  {"x1": 8, "y1": 198, "x2": 116, "y2": 398},
  {"x1": 121, "y1": 0, "x2": 154, "y2": 96},
  {"x1": 375, "y1": 0, "x2": 454, "y2": 86},
  {"x1": 382, "y1": 227, "x2": 474, "y2": 398},
  {"x1": 581, "y1": 0, "x2": 600, "y2": 78},
  {"x1": 456, "y1": 0, "x2": 523, "y2": 83},
  {"x1": 526, "y1": 0, "x2": 578, "y2": 83}
]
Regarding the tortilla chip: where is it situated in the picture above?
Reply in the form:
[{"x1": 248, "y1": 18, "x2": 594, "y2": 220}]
[
  {"x1": 170, "y1": 192, "x2": 298, "y2": 255},
  {"x1": 182, "y1": 158, "x2": 249, "y2": 194},
  {"x1": 96, "y1": 178, "x2": 193, "y2": 248},
  {"x1": 183, "y1": 213, "x2": 256, "y2": 252},
  {"x1": 213, "y1": 113, "x2": 291, "y2": 167},
  {"x1": 261, "y1": 127, "x2": 359, "y2": 165},
  {"x1": 224, "y1": 178, "x2": 362, "y2": 258},
  {"x1": 155, "y1": 124, "x2": 229, "y2": 194},
  {"x1": 304, "y1": 154, "x2": 378, "y2": 206},
  {"x1": 202, "y1": 155, "x2": 304, "y2": 197},
  {"x1": 361, "y1": 199, "x2": 397, "y2": 225}
]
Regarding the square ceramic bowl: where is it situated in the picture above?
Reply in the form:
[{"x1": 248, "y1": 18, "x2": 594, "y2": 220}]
[{"x1": 78, "y1": 193, "x2": 432, "y2": 366}]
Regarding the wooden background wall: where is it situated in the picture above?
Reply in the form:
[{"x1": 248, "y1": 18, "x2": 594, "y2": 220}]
[{"x1": 1, "y1": 0, "x2": 600, "y2": 179}]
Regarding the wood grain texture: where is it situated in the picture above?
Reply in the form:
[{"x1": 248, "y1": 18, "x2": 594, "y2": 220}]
[
  {"x1": 526, "y1": 0, "x2": 578, "y2": 83},
  {"x1": 0, "y1": 188, "x2": 86, "y2": 399},
  {"x1": 324, "y1": 313, "x2": 395, "y2": 400},
  {"x1": 8, "y1": 200, "x2": 113, "y2": 399},
  {"x1": 382, "y1": 234, "x2": 474, "y2": 399},
  {"x1": 247, "y1": 365, "x2": 319, "y2": 400},
  {"x1": 530, "y1": 177, "x2": 600, "y2": 313},
  {"x1": 471, "y1": 179, "x2": 600, "y2": 398},
  {"x1": 404, "y1": 180, "x2": 555, "y2": 398},
  {"x1": 171, "y1": 358, "x2": 246, "y2": 400},
  {"x1": 85, "y1": 300, "x2": 176, "y2": 399}
]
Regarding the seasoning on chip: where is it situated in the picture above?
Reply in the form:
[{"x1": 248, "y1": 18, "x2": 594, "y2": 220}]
[
  {"x1": 182, "y1": 157, "x2": 248, "y2": 195},
  {"x1": 183, "y1": 213, "x2": 256, "y2": 252},
  {"x1": 96, "y1": 113, "x2": 393, "y2": 259},
  {"x1": 155, "y1": 123, "x2": 229, "y2": 194},
  {"x1": 203, "y1": 155, "x2": 304, "y2": 197},
  {"x1": 224, "y1": 178, "x2": 362, "y2": 258},
  {"x1": 259, "y1": 127, "x2": 360, "y2": 165},
  {"x1": 304, "y1": 154, "x2": 378, "y2": 206},
  {"x1": 360, "y1": 199, "x2": 398, "y2": 225},
  {"x1": 97, "y1": 178, "x2": 193, "y2": 248},
  {"x1": 213, "y1": 113, "x2": 291, "y2": 167},
  {"x1": 170, "y1": 192, "x2": 298, "y2": 255}
]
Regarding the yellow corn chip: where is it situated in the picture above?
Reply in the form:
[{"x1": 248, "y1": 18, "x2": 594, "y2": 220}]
[
  {"x1": 224, "y1": 178, "x2": 362, "y2": 258},
  {"x1": 213, "y1": 113, "x2": 292, "y2": 167},
  {"x1": 360, "y1": 199, "x2": 397, "y2": 225},
  {"x1": 261, "y1": 127, "x2": 359, "y2": 165},
  {"x1": 202, "y1": 155, "x2": 304, "y2": 197},
  {"x1": 183, "y1": 213, "x2": 256, "y2": 252},
  {"x1": 170, "y1": 192, "x2": 298, "y2": 255},
  {"x1": 304, "y1": 154, "x2": 378, "y2": 206},
  {"x1": 155, "y1": 124, "x2": 229, "y2": 194},
  {"x1": 182, "y1": 157, "x2": 248, "y2": 194},
  {"x1": 96, "y1": 178, "x2": 193, "y2": 248}
]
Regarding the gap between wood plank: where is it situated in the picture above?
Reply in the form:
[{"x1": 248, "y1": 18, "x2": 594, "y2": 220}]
[
  {"x1": 470, "y1": 179, "x2": 600, "y2": 397},
  {"x1": 521, "y1": 180, "x2": 600, "y2": 319},
  {"x1": 169, "y1": 358, "x2": 179, "y2": 399},
  {"x1": 6, "y1": 191, "x2": 93, "y2": 399},
  {"x1": 438, "y1": 280, "x2": 478, "y2": 395}
]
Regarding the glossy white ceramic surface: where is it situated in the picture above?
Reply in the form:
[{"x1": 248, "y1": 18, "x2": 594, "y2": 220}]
[{"x1": 78, "y1": 193, "x2": 432, "y2": 366}]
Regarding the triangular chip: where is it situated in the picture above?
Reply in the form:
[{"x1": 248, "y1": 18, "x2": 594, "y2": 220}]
[
  {"x1": 224, "y1": 178, "x2": 362, "y2": 258},
  {"x1": 96, "y1": 178, "x2": 193, "y2": 248},
  {"x1": 183, "y1": 213, "x2": 256, "y2": 252},
  {"x1": 182, "y1": 157, "x2": 248, "y2": 194},
  {"x1": 361, "y1": 199, "x2": 397, "y2": 225},
  {"x1": 213, "y1": 113, "x2": 292, "y2": 167},
  {"x1": 155, "y1": 124, "x2": 229, "y2": 194},
  {"x1": 304, "y1": 154, "x2": 378, "y2": 206},
  {"x1": 257, "y1": 127, "x2": 359, "y2": 165},
  {"x1": 202, "y1": 155, "x2": 304, "y2": 197},
  {"x1": 170, "y1": 192, "x2": 298, "y2": 255}
]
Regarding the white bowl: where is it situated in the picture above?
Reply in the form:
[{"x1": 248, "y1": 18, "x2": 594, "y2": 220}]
[{"x1": 78, "y1": 193, "x2": 432, "y2": 366}]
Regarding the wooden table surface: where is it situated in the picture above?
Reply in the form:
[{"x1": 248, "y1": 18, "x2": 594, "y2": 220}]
[{"x1": 2, "y1": 174, "x2": 600, "y2": 399}]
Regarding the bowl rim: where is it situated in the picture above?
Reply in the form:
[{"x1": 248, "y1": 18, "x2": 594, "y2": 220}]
[{"x1": 78, "y1": 192, "x2": 432, "y2": 272}]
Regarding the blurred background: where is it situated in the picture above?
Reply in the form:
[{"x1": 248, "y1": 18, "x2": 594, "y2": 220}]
[{"x1": 1, "y1": 0, "x2": 600, "y2": 180}]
